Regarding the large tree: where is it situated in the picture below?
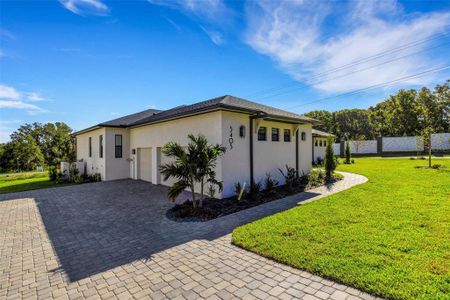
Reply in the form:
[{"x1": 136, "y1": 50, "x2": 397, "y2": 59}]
[
  {"x1": 9, "y1": 122, "x2": 76, "y2": 166},
  {"x1": 334, "y1": 109, "x2": 373, "y2": 141},
  {"x1": 304, "y1": 110, "x2": 335, "y2": 133},
  {"x1": 0, "y1": 122, "x2": 76, "y2": 172},
  {"x1": 304, "y1": 79, "x2": 450, "y2": 140}
]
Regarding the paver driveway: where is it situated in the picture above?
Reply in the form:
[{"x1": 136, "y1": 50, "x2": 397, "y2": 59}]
[{"x1": 0, "y1": 175, "x2": 377, "y2": 299}]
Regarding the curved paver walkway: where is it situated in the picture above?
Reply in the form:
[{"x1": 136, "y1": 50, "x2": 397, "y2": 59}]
[{"x1": 0, "y1": 172, "x2": 375, "y2": 300}]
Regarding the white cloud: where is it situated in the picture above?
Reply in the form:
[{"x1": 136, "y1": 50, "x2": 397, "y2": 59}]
[
  {"x1": 0, "y1": 84, "x2": 20, "y2": 100},
  {"x1": 0, "y1": 100, "x2": 43, "y2": 110},
  {"x1": 245, "y1": 0, "x2": 450, "y2": 93},
  {"x1": 148, "y1": 0, "x2": 229, "y2": 45},
  {"x1": 59, "y1": 0, "x2": 109, "y2": 16},
  {"x1": 200, "y1": 26, "x2": 224, "y2": 45},
  {"x1": 25, "y1": 92, "x2": 47, "y2": 102},
  {"x1": 0, "y1": 84, "x2": 48, "y2": 113},
  {"x1": 148, "y1": 0, "x2": 226, "y2": 20}
]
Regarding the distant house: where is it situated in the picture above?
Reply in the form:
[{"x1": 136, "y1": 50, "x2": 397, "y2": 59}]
[
  {"x1": 312, "y1": 129, "x2": 334, "y2": 163},
  {"x1": 75, "y1": 95, "x2": 320, "y2": 198}
]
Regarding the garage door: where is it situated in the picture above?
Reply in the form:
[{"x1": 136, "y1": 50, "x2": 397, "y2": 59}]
[{"x1": 138, "y1": 148, "x2": 152, "y2": 182}]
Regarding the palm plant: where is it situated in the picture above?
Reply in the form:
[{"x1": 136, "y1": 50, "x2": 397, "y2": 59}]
[{"x1": 160, "y1": 134, "x2": 226, "y2": 208}]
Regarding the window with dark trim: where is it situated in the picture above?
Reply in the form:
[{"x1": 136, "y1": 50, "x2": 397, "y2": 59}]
[
  {"x1": 257, "y1": 127, "x2": 267, "y2": 141},
  {"x1": 115, "y1": 134, "x2": 123, "y2": 158},
  {"x1": 88, "y1": 137, "x2": 92, "y2": 157},
  {"x1": 272, "y1": 128, "x2": 279, "y2": 141},
  {"x1": 301, "y1": 132, "x2": 306, "y2": 141},
  {"x1": 324, "y1": 141, "x2": 327, "y2": 147},
  {"x1": 284, "y1": 129, "x2": 291, "y2": 142},
  {"x1": 315, "y1": 140, "x2": 318, "y2": 146},
  {"x1": 99, "y1": 135, "x2": 103, "y2": 158},
  {"x1": 319, "y1": 140, "x2": 323, "y2": 147}
]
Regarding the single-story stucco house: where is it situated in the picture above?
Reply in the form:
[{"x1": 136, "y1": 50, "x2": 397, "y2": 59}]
[
  {"x1": 75, "y1": 95, "x2": 321, "y2": 198},
  {"x1": 312, "y1": 129, "x2": 335, "y2": 163}
]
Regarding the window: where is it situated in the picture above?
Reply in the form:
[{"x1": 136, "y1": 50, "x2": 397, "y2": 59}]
[
  {"x1": 315, "y1": 140, "x2": 318, "y2": 146},
  {"x1": 284, "y1": 129, "x2": 291, "y2": 142},
  {"x1": 272, "y1": 128, "x2": 279, "y2": 141},
  {"x1": 324, "y1": 141, "x2": 327, "y2": 147},
  {"x1": 88, "y1": 137, "x2": 92, "y2": 157},
  {"x1": 99, "y1": 135, "x2": 103, "y2": 158},
  {"x1": 115, "y1": 134, "x2": 122, "y2": 158},
  {"x1": 257, "y1": 127, "x2": 267, "y2": 141},
  {"x1": 319, "y1": 140, "x2": 323, "y2": 147},
  {"x1": 301, "y1": 132, "x2": 306, "y2": 141}
]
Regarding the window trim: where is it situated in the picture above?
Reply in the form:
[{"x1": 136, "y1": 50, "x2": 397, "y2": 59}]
[
  {"x1": 99, "y1": 135, "x2": 103, "y2": 158},
  {"x1": 271, "y1": 128, "x2": 280, "y2": 142},
  {"x1": 257, "y1": 126, "x2": 267, "y2": 141},
  {"x1": 283, "y1": 129, "x2": 291, "y2": 142},
  {"x1": 115, "y1": 134, "x2": 123, "y2": 158},
  {"x1": 88, "y1": 137, "x2": 92, "y2": 157}
]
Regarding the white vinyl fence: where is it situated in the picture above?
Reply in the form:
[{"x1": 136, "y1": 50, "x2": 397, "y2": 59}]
[{"x1": 333, "y1": 133, "x2": 450, "y2": 155}]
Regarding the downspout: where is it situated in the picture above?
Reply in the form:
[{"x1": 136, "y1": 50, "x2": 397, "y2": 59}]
[
  {"x1": 249, "y1": 116, "x2": 254, "y2": 188},
  {"x1": 249, "y1": 112, "x2": 265, "y2": 190},
  {"x1": 295, "y1": 130, "x2": 299, "y2": 175}
]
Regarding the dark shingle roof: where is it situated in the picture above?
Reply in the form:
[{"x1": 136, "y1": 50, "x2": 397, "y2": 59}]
[
  {"x1": 76, "y1": 95, "x2": 319, "y2": 134},
  {"x1": 131, "y1": 95, "x2": 318, "y2": 126},
  {"x1": 312, "y1": 129, "x2": 334, "y2": 137},
  {"x1": 100, "y1": 108, "x2": 162, "y2": 127}
]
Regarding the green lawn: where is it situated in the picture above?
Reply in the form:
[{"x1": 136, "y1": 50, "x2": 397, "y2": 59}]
[
  {"x1": 0, "y1": 171, "x2": 61, "y2": 194},
  {"x1": 232, "y1": 158, "x2": 450, "y2": 300}
]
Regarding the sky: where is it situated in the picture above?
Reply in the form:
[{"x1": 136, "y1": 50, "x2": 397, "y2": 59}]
[{"x1": 1, "y1": 0, "x2": 450, "y2": 142}]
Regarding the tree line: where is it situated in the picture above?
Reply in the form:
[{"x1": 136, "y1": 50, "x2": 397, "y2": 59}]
[
  {"x1": 305, "y1": 80, "x2": 450, "y2": 141},
  {"x1": 0, "y1": 122, "x2": 76, "y2": 172}
]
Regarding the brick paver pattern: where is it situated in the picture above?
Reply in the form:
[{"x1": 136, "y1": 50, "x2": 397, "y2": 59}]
[{"x1": 0, "y1": 172, "x2": 379, "y2": 299}]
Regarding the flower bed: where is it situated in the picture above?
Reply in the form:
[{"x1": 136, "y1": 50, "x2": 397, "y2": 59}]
[{"x1": 167, "y1": 170, "x2": 343, "y2": 221}]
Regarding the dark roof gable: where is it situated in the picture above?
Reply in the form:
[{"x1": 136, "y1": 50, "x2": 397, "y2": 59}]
[
  {"x1": 131, "y1": 95, "x2": 318, "y2": 126},
  {"x1": 76, "y1": 95, "x2": 319, "y2": 135}
]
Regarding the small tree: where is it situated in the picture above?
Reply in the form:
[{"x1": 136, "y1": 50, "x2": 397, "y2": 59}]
[
  {"x1": 160, "y1": 134, "x2": 226, "y2": 208},
  {"x1": 421, "y1": 126, "x2": 433, "y2": 168},
  {"x1": 324, "y1": 137, "x2": 336, "y2": 178},
  {"x1": 345, "y1": 141, "x2": 351, "y2": 164}
]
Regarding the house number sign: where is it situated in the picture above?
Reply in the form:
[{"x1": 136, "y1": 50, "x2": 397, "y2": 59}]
[{"x1": 229, "y1": 126, "x2": 234, "y2": 149}]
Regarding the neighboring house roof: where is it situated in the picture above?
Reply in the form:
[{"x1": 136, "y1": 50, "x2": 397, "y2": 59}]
[
  {"x1": 312, "y1": 129, "x2": 335, "y2": 137},
  {"x1": 75, "y1": 95, "x2": 319, "y2": 135}
]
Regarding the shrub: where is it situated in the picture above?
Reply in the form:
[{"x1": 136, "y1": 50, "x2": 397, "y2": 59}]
[
  {"x1": 324, "y1": 137, "x2": 336, "y2": 178},
  {"x1": 264, "y1": 173, "x2": 278, "y2": 193},
  {"x1": 48, "y1": 166, "x2": 58, "y2": 181},
  {"x1": 351, "y1": 159, "x2": 355, "y2": 164},
  {"x1": 278, "y1": 165, "x2": 298, "y2": 190},
  {"x1": 207, "y1": 184, "x2": 216, "y2": 199},
  {"x1": 345, "y1": 141, "x2": 351, "y2": 164},
  {"x1": 308, "y1": 168, "x2": 326, "y2": 187},
  {"x1": 315, "y1": 157, "x2": 323, "y2": 166},
  {"x1": 249, "y1": 180, "x2": 262, "y2": 200}
]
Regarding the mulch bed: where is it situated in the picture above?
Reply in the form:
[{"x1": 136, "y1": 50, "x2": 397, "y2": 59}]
[{"x1": 167, "y1": 176, "x2": 342, "y2": 222}]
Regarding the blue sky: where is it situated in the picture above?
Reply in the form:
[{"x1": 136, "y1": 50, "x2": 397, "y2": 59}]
[{"x1": 1, "y1": 0, "x2": 450, "y2": 142}]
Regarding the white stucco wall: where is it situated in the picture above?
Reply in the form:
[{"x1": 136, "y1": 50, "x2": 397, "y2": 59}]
[
  {"x1": 129, "y1": 111, "x2": 223, "y2": 197},
  {"x1": 220, "y1": 111, "x2": 312, "y2": 197},
  {"x1": 349, "y1": 140, "x2": 377, "y2": 154},
  {"x1": 313, "y1": 137, "x2": 328, "y2": 162},
  {"x1": 431, "y1": 133, "x2": 450, "y2": 150},
  {"x1": 104, "y1": 127, "x2": 130, "y2": 181},
  {"x1": 333, "y1": 143, "x2": 340, "y2": 156},
  {"x1": 383, "y1": 136, "x2": 423, "y2": 152},
  {"x1": 76, "y1": 128, "x2": 106, "y2": 180}
]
